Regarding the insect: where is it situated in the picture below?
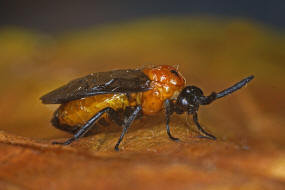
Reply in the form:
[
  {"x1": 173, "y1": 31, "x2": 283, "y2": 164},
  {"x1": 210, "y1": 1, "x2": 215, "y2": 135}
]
[{"x1": 41, "y1": 65, "x2": 254, "y2": 151}]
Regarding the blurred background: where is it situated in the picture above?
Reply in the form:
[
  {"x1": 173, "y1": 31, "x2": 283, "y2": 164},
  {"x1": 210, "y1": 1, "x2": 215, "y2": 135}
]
[
  {"x1": 0, "y1": 1, "x2": 285, "y2": 189},
  {"x1": 1, "y1": 1, "x2": 285, "y2": 33},
  {"x1": 0, "y1": 0, "x2": 284, "y2": 137}
]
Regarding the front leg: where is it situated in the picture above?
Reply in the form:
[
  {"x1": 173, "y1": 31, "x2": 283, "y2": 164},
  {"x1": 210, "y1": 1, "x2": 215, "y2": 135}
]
[
  {"x1": 192, "y1": 112, "x2": 216, "y2": 140},
  {"x1": 164, "y1": 99, "x2": 179, "y2": 141}
]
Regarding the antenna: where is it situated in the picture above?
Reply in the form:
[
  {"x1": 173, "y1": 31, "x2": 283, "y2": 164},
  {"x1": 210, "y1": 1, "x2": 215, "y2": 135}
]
[
  {"x1": 199, "y1": 75, "x2": 254, "y2": 105},
  {"x1": 216, "y1": 75, "x2": 254, "y2": 99}
]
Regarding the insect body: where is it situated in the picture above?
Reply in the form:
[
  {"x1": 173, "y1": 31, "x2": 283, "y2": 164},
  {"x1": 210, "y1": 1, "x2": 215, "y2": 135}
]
[{"x1": 41, "y1": 65, "x2": 254, "y2": 151}]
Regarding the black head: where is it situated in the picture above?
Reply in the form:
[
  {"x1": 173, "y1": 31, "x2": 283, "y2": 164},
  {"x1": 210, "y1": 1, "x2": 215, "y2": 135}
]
[
  {"x1": 176, "y1": 86, "x2": 205, "y2": 114},
  {"x1": 175, "y1": 75, "x2": 254, "y2": 114}
]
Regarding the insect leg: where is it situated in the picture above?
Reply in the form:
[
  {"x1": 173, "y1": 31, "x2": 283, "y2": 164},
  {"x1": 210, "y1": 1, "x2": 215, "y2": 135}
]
[
  {"x1": 164, "y1": 99, "x2": 180, "y2": 141},
  {"x1": 52, "y1": 107, "x2": 119, "y2": 145},
  {"x1": 192, "y1": 112, "x2": 216, "y2": 140},
  {"x1": 114, "y1": 105, "x2": 142, "y2": 151}
]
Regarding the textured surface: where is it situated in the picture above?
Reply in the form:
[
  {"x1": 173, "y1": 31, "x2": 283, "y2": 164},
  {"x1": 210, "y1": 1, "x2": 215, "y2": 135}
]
[{"x1": 0, "y1": 17, "x2": 284, "y2": 190}]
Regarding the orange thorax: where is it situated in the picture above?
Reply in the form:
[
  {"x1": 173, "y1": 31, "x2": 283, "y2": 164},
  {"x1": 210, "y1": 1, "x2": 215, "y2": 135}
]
[{"x1": 142, "y1": 65, "x2": 186, "y2": 115}]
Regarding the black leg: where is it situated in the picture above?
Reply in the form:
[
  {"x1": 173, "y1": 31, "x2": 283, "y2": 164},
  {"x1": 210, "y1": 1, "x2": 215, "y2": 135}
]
[
  {"x1": 52, "y1": 107, "x2": 119, "y2": 145},
  {"x1": 114, "y1": 106, "x2": 142, "y2": 151},
  {"x1": 164, "y1": 99, "x2": 179, "y2": 141},
  {"x1": 52, "y1": 107, "x2": 124, "y2": 135},
  {"x1": 192, "y1": 112, "x2": 216, "y2": 140}
]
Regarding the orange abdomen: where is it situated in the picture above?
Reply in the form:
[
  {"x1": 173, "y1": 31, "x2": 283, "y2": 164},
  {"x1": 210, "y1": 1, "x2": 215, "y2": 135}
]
[{"x1": 57, "y1": 94, "x2": 131, "y2": 127}]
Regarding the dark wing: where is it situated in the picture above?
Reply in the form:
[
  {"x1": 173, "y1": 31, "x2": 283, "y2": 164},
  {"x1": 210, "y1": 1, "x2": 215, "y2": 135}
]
[{"x1": 40, "y1": 69, "x2": 151, "y2": 104}]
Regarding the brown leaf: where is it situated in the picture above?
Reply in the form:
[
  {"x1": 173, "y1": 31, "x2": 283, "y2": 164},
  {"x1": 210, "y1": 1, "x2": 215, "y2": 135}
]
[{"x1": 0, "y1": 18, "x2": 285, "y2": 190}]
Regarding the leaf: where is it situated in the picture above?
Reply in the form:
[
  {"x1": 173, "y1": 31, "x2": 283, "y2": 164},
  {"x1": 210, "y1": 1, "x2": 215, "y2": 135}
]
[{"x1": 0, "y1": 18, "x2": 285, "y2": 190}]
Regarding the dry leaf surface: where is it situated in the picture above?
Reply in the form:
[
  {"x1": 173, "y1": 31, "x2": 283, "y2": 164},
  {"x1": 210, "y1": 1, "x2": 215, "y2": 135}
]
[{"x1": 0, "y1": 18, "x2": 284, "y2": 190}]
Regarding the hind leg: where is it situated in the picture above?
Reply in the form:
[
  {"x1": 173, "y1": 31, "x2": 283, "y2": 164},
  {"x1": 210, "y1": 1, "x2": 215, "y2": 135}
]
[
  {"x1": 51, "y1": 107, "x2": 124, "y2": 134},
  {"x1": 193, "y1": 112, "x2": 216, "y2": 140},
  {"x1": 52, "y1": 107, "x2": 123, "y2": 145}
]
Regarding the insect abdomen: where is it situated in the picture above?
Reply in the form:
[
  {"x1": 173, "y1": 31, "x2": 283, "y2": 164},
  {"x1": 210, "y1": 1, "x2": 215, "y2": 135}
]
[{"x1": 55, "y1": 94, "x2": 131, "y2": 128}]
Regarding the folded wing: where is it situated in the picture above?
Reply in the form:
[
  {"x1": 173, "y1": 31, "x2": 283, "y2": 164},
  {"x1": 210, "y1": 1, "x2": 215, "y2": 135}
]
[{"x1": 40, "y1": 69, "x2": 151, "y2": 104}]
